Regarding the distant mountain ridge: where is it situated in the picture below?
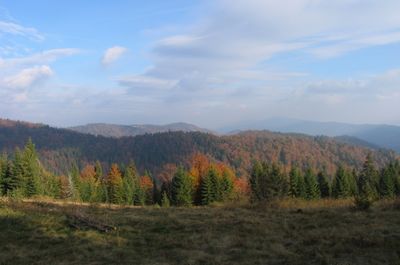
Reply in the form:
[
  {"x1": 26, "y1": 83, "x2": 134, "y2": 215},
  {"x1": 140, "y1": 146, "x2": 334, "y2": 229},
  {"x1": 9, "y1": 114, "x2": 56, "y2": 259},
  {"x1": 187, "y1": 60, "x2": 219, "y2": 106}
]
[
  {"x1": 222, "y1": 117, "x2": 400, "y2": 152},
  {"x1": 69, "y1": 122, "x2": 215, "y2": 137},
  {"x1": 1, "y1": 118, "x2": 397, "y2": 178}
]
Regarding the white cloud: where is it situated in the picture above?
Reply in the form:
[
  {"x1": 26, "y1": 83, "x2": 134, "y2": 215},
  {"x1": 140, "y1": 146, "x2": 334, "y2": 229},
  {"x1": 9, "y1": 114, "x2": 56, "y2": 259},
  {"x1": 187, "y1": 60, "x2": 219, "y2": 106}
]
[
  {"x1": 3, "y1": 65, "x2": 53, "y2": 89},
  {"x1": 101, "y1": 46, "x2": 127, "y2": 66},
  {"x1": 0, "y1": 48, "x2": 81, "y2": 69},
  {"x1": 0, "y1": 20, "x2": 43, "y2": 41}
]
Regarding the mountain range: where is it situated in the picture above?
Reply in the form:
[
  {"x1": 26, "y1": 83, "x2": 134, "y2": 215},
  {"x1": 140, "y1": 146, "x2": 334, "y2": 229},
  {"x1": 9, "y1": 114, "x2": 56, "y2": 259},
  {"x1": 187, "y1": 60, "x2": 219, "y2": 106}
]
[
  {"x1": 69, "y1": 122, "x2": 214, "y2": 138},
  {"x1": 221, "y1": 117, "x2": 400, "y2": 152},
  {"x1": 68, "y1": 118, "x2": 400, "y2": 153},
  {"x1": 0, "y1": 118, "x2": 397, "y2": 179}
]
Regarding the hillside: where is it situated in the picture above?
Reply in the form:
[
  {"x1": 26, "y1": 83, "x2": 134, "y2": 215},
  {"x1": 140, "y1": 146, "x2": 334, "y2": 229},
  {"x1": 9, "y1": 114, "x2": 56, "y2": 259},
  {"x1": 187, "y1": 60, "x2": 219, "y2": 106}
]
[
  {"x1": 223, "y1": 117, "x2": 400, "y2": 152},
  {"x1": 68, "y1": 122, "x2": 214, "y2": 137},
  {"x1": 0, "y1": 119, "x2": 397, "y2": 178}
]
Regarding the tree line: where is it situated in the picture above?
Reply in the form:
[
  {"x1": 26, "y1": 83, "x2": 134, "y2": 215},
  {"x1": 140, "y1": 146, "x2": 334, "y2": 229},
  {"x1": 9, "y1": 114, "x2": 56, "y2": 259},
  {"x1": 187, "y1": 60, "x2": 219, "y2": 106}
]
[
  {"x1": 249, "y1": 155, "x2": 400, "y2": 203},
  {"x1": 1, "y1": 139, "x2": 399, "y2": 206}
]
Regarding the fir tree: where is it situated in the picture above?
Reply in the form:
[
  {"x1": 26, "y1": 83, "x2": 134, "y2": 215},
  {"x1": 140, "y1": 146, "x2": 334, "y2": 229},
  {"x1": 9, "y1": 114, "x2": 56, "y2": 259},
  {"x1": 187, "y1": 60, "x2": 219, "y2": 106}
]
[
  {"x1": 200, "y1": 169, "x2": 216, "y2": 205},
  {"x1": 220, "y1": 171, "x2": 234, "y2": 201},
  {"x1": 249, "y1": 162, "x2": 287, "y2": 201},
  {"x1": 358, "y1": 154, "x2": 379, "y2": 199},
  {"x1": 289, "y1": 167, "x2": 302, "y2": 198},
  {"x1": 171, "y1": 167, "x2": 193, "y2": 206},
  {"x1": 379, "y1": 163, "x2": 396, "y2": 198},
  {"x1": 106, "y1": 164, "x2": 124, "y2": 204},
  {"x1": 317, "y1": 170, "x2": 330, "y2": 198},
  {"x1": 161, "y1": 191, "x2": 170, "y2": 207},
  {"x1": 333, "y1": 165, "x2": 351, "y2": 198},
  {"x1": 22, "y1": 138, "x2": 41, "y2": 197},
  {"x1": 304, "y1": 168, "x2": 320, "y2": 200}
]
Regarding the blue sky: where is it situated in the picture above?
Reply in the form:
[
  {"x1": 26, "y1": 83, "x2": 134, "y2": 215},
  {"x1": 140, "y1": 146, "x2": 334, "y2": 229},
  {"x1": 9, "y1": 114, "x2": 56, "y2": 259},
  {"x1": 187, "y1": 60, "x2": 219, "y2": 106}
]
[{"x1": 1, "y1": 0, "x2": 400, "y2": 128}]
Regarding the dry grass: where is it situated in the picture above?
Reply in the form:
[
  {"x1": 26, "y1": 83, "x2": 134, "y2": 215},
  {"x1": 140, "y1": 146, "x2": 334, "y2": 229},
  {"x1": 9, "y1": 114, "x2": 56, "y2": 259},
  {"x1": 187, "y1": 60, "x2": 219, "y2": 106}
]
[{"x1": 1, "y1": 198, "x2": 399, "y2": 265}]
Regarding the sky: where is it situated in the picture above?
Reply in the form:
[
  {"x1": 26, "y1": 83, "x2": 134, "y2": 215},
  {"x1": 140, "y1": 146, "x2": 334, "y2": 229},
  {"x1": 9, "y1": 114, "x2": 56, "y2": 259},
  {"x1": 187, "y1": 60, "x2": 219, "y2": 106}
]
[{"x1": 0, "y1": 0, "x2": 400, "y2": 129}]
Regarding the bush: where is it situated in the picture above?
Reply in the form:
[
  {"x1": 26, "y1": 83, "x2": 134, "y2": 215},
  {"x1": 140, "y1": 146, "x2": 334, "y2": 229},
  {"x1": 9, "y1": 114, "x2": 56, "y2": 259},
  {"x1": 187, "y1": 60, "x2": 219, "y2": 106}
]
[{"x1": 354, "y1": 196, "x2": 373, "y2": 211}]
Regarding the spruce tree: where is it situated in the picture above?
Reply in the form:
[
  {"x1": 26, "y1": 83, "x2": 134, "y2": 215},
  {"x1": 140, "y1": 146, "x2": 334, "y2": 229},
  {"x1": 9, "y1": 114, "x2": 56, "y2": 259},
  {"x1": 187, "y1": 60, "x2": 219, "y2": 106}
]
[
  {"x1": 161, "y1": 191, "x2": 171, "y2": 207},
  {"x1": 317, "y1": 170, "x2": 330, "y2": 198},
  {"x1": 333, "y1": 165, "x2": 351, "y2": 198},
  {"x1": 379, "y1": 163, "x2": 396, "y2": 198},
  {"x1": 304, "y1": 168, "x2": 320, "y2": 200},
  {"x1": 106, "y1": 164, "x2": 124, "y2": 204},
  {"x1": 200, "y1": 171, "x2": 215, "y2": 205},
  {"x1": 358, "y1": 154, "x2": 379, "y2": 199},
  {"x1": 220, "y1": 171, "x2": 234, "y2": 201},
  {"x1": 171, "y1": 167, "x2": 193, "y2": 206},
  {"x1": 289, "y1": 167, "x2": 302, "y2": 197},
  {"x1": 22, "y1": 139, "x2": 42, "y2": 197}
]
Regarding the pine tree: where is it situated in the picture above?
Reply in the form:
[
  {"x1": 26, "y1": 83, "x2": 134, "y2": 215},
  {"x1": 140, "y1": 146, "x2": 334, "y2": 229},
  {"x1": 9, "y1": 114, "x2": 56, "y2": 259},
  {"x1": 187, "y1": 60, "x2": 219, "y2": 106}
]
[
  {"x1": 120, "y1": 162, "x2": 138, "y2": 205},
  {"x1": 358, "y1": 154, "x2": 379, "y2": 199},
  {"x1": 304, "y1": 168, "x2": 320, "y2": 200},
  {"x1": 22, "y1": 139, "x2": 42, "y2": 197},
  {"x1": 220, "y1": 170, "x2": 234, "y2": 201},
  {"x1": 289, "y1": 167, "x2": 302, "y2": 197},
  {"x1": 171, "y1": 167, "x2": 193, "y2": 206},
  {"x1": 0, "y1": 153, "x2": 7, "y2": 196},
  {"x1": 333, "y1": 165, "x2": 351, "y2": 198},
  {"x1": 249, "y1": 162, "x2": 287, "y2": 201},
  {"x1": 200, "y1": 169, "x2": 216, "y2": 205},
  {"x1": 161, "y1": 191, "x2": 170, "y2": 207},
  {"x1": 379, "y1": 163, "x2": 396, "y2": 198},
  {"x1": 317, "y1": 170, "x2": 330, "y2": 198},
  {"x1": 106, "y1": 164, "x2": 124, "y2": 204},
  {"x1": 94, "y1": 161, "x2": 103, "y2": 181}
]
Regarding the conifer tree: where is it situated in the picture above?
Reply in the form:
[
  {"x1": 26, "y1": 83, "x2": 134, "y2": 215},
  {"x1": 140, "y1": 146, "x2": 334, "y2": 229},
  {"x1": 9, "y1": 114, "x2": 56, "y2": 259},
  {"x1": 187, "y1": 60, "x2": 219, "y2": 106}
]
[
  {"x1": 358, "y1": 154, "x2": 379, "y2": 199},
  {"x1": 106, "y1": 164, "x2": 124, "y2": 204},
  {"x1": 200, "y1": 168, "x2": 217, "y2": 205},
  {"x1": 289, "y1": 167, "x2": 302, "y2": 197},
  {"x1": 22, "y1": 138, "x2": 41, "y2": 197},
  {"x1": 333, "y1": 165, "x2": 351, "y2": 198},
  {"x1": 140, "y1": 171, "x2": 154, "y2": 205},
  {"x1": 94, "y1": 161, "x2": 103, "y2": 181},
  {"x1": 220, "y1": 170, "x2": 234, "y2": 201},
  {"x1": 304, "y1": 168, "x2": 320, "y2": 200},
  {"x1": 0, "y1": 153, "x2": 7, "y2": 196},
  {"x1": 171, "y1": 167, "x2": 193, "y2": 206},
  {"x1": 121, "y1": 163, "x2": 136, "y2": 205},
  {"x1": 249, "y1": 162, "x2": 287, "y2": 201},
  {"x1": 161, "y1": 191, "x2": 170, "y2": 207},
  {"x1": 317, "y1": 170, "x2": 330, "y2": 198},
  {"x1": 379, "y1": 163, "x2": 396, "y2": 198}
]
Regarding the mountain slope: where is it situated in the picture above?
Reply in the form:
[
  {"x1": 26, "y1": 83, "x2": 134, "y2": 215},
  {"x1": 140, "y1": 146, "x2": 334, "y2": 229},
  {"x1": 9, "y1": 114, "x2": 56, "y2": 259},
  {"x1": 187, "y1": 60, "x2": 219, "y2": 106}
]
[
  {"x1": 68, "y1": 122, "x2": 214, "y2": 137},
  {"x1": 0, "y1": 119, "x2": 397, "y2": 178},
  {"x1": 223, "y1": 117, "x2": 400, "y2": 152}
]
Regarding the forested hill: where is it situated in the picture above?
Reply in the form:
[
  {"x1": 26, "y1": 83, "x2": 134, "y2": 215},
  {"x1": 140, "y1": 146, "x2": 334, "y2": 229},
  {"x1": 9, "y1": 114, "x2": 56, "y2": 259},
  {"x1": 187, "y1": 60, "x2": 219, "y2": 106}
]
[{"x1": 0, "y1": 119, "x2": 397, "y2": 177}]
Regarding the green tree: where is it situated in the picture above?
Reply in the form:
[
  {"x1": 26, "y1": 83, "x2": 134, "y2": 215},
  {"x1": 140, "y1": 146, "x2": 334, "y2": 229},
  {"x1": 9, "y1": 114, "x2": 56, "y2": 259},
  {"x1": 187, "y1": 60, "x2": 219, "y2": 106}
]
[
  {"x1": 332, "y1": 165, "x2": 352, "y2": 198},
  {"x1": 161, "y1": 191, "x2": 171, "y2": 207},
  {"x1": 200, "y1": 167, "x2": 219, "y2": 205},
  {"x1": 249, "y1": 162, "x2": 287, "y2": 201},
  {"x1": 121, "y1": 163, "x2": 137, "y2": 205},
  {"x1": 304, "y1": 168, "x2": 320, "y2": 200},
  {"x1": 106, "y1": 164, "x2": 124, "y2": 204},
  {"x1": 379, "y1": 163, "x2": 396, "y2": 198},
  {"x1": 220, "y1": 171, "x2": 234, "y2": 201},
  {"x1": 317, "y1": 170, "x2": 331, "y2": 198},
  {"x1": 358, "y1": 154, "x2": 379, "y2": 199},
  {"x1": 171, "y1": 167, "x2": 193, "y2": 206},
  {"x1": 289, "y1": 167, "x2": 304, "y2": 198},
  {"x1": 22, "y1": 139, "x2": 42, "y2": 197}
]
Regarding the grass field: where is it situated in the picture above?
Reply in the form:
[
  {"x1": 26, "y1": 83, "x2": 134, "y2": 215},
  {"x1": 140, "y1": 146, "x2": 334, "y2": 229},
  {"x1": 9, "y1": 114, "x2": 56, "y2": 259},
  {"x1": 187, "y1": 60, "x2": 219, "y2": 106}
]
[{"x1": 1, "y1": 198, "x2": 400, "y2": 265}]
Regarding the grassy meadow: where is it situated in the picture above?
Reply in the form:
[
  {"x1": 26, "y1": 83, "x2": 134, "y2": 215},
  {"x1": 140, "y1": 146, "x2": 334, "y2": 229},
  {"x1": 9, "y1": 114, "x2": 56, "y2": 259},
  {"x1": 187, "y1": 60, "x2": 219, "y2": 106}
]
[{"x1": 1, "y1": 198, "x2": 400, "y2": 265}]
